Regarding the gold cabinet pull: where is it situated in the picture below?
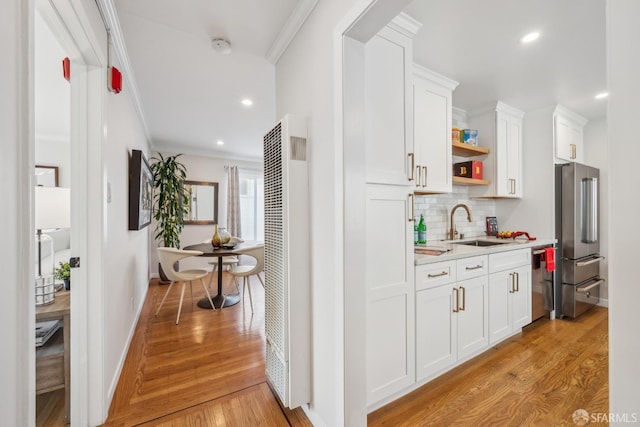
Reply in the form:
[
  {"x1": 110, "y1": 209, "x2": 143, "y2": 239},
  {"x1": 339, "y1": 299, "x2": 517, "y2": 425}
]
[
  {"x1": 453, "y1": 288, "x2": 459, "y2": 313},
  {"x1": 466, "y1": 265, "x2": 483, "y2": 271},
  {"x1": 422, "y1": 166, "x2": 428, "y2": 187},
  {"x1": 408, "y1": 194, "x2": 414, "y2": 222},
  {"x1": 427, "y1": 271, "x2": 449, "y2": 278},
  {"x1": 416, "y1": 165, "x2": 422, "y2": 187},
  {"x1": 515, "y1": 272, "x2": 519, "y2": 292},
  {"x1": 408, "y1": 153, "x2": 415, "y2": 181},
  {"x1": 459, "y1": 286, "x2": 466, "y2": 311},
  {"x1": 509, "y1": 272, "x2": 515, "y2": 293}
]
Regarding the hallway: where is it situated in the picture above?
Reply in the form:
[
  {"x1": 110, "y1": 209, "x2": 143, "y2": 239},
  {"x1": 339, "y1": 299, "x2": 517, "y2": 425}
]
[{"x1": 102, "y1": 273, "x2": 310, "y2": 426}]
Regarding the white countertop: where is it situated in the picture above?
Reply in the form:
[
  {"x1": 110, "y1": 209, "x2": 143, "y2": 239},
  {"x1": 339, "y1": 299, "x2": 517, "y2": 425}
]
[{"x1": 414, "y1": 236, "x2": 557, "y2": 265}]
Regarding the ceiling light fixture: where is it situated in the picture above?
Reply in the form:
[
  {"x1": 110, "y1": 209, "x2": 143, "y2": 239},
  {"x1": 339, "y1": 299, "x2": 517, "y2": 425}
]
[
  {"x1": 594, "y1": 92, "x2": 609, "y2": 100},
  {"x1": 217, "y1": 140, "x2": 224, "y2": 146},
  {"x1": 211, "y1": 38, "x2": 232, "y2": 55},
  {"x1": 520, "y1": 31, "x2": 540, "y2": 44},
  {"x1": 241, "y1": 98, "x2": 253, "y2": 106}
]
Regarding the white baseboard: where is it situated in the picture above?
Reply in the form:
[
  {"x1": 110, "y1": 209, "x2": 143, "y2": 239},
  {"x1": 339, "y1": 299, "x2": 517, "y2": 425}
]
[
  {"x1": 597, "y1": 298, "x2": 609, "y2": 308},
  {"x1": 104, "y1": 283, "x2": 149, "y2": 420}
]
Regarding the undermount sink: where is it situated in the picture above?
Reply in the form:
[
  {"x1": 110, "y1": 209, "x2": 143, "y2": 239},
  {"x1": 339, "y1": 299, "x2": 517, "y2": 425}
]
[{"x1": 453, "y1": 240, "x2": 508, "y2": 247}]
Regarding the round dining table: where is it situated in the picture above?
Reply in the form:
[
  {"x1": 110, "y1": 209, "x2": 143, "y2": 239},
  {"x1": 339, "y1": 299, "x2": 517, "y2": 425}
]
[{"x1": 183, "y1": 242, "x2": 246, "y2": 309}]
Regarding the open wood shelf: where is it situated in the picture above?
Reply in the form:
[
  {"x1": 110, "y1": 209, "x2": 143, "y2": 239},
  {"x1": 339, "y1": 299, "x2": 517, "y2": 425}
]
[
  {"x1": 452, "y1": 176, "x2": 490, "y2": 186},
  {"x1": 452, "y1": 142, "x2": 490, "y2": 157}
]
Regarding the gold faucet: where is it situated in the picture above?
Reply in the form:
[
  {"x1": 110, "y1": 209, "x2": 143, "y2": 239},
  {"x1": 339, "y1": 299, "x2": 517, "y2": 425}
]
[{"x1": 449, "y1": 204, "x2": 473, "y2": 240}]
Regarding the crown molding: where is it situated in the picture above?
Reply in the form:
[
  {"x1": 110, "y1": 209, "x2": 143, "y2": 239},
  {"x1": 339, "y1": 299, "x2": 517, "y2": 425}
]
[
  {"x1": 95, "y1": 0, "x2": 152, "y2": 142},
  {"x1": 266, "y1": 0, "x2": 319, "y2": 64},
  {"x1": 387, "y1": 12, "x2": 422, "y2": 38}
]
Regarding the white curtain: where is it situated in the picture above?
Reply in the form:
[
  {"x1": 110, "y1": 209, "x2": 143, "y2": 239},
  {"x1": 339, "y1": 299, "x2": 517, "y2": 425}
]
[{"x1": 226, "y1": 166, "x2": 242, "y2": 237}]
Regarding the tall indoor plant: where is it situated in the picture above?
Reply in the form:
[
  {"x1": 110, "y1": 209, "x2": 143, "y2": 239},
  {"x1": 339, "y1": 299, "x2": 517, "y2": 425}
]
[{"x1": 150, "y1": 153, "x2": 190, "y2": 281}]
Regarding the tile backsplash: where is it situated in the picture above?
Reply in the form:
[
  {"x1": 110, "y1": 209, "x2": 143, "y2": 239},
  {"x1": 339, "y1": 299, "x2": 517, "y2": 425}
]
[{"x1": 414, "y1": 186, "x2": 496, "y2": 243}]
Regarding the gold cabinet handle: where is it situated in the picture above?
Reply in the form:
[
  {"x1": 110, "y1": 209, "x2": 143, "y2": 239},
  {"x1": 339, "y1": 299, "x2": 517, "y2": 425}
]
[
  {"x1": 408, "y1": 194, "x2": 414, "y2": 222},
  {"x1": 515, "y1": 272, "x2": 519, "y2": 292},
  {"x1": 416, "y1": 165, "x2": 422, "y2": 187},
  {"x1": 427, "y1": 271, "x2": 449, "y2": 278},
  {"x1": 453, "y1": 287, "x2": 459, "y2": 313},
  {"x1": 509, "y1": 272, "x2": 515, "y2": 293},
  {"x1": 459, "y1": 286, "x2": 466, "y2": 311},
  {"x1": 423, "y1": 166, "x2": 428, "y2": 187},
  {"x1": 408, "y1": 153, "x2": 415, "y2": 181},
  {"x1": 466, "y1": 265, "x2": 483, "y2": 271},
  {"x1": 570, "y1": 143, "x2": 576, "y2": 159}
]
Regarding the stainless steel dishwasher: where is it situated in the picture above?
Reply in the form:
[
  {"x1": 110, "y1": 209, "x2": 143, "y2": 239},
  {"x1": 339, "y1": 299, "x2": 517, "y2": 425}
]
[{"x1": 531, "y1": 246, "x2": 555, "y2": 321}]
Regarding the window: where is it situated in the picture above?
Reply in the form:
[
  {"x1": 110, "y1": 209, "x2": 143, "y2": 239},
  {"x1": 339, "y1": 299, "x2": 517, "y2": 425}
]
[{"x1": 239, "y1": 169, "x2": 264, "y2": 241}]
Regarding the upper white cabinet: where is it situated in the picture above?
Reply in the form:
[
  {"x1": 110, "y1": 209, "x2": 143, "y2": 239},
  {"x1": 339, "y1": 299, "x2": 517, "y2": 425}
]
[
  {"x1": 412, "y1": 65, "x2": 459, "y2": 193},
  {"x1": 554, "y1": 105, "x2": 588, "y2": 163},
  {"x1": 468, "y1": 102, "x2": 524, "y2": 198},
  {"x1": 365, "y1": 24, "x2": 415, "y2": 186}
]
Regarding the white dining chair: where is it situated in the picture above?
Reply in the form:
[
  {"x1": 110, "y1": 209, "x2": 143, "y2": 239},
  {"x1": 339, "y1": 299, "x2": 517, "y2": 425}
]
[
  {"x1": 228, "y1": 244, "x2": 264, "y2": 313},
  {"x1": 156, "y1": 247, "x2": 215, "y2": 324}
]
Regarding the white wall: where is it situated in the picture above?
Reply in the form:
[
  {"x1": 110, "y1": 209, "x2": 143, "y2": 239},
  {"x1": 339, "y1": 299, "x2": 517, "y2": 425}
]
[
  {"x1": 276, "y1": 1, "x2": 360, "y2": 424},
  {"x1": 103, "y1": 67, "x2": 152, "y2": 404},
  {"x1": 607, "y1": 0, "x2": 640, "y2": 420},
  {"x1": 35, "y1": 138, "x2": 71, "y2": 187},
  {"x1": 583, "y1": 117, "x2": 609, "y2": 302}
]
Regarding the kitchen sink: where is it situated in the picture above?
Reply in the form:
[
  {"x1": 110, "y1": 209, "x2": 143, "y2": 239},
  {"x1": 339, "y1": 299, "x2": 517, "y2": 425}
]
[{"x1": 453, "y1": 240, "x2": 508, "y2": 247}]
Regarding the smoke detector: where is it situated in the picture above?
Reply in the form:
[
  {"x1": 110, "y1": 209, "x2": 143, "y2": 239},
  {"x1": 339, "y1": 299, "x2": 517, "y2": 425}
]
[{"x1": 211, "y1": 38, "x2": 232, "y2": 54}]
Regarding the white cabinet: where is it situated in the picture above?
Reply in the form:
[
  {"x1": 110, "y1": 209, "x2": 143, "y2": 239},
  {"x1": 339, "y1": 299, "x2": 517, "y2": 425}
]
[
  {"x1": 365, "y1": 185, "x2": 415, "y2": 404},
  {"x1": 365, "y1": 26, "x2": 414, "y2": 186},
  {"x1": 554, "y1": 105, "x2": 588, "y2": 163},
  {"x1": 416, "y1": 258, "x2": 488, "y2": 381},
  {"x1": 488, "y1": 249, "x2": 532, "y2": 344},
  {"x1": 412, "y1": 65, "x2": 458, "y2": 193},
  {"x1": 364, "y1": 15, "x2": 421, "y2": 406},
  {"x1": 468, "y1": 102, "x2": 524, "y2": 198}
]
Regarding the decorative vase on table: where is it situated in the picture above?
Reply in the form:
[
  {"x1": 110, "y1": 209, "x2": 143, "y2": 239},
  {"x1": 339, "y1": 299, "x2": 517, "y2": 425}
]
[
  {"x1": 218, "y1": 227, "x2": 231, "y2": 245},
  {"x1": 212, "y1": 224, "x2": 222, "y2": 247}
]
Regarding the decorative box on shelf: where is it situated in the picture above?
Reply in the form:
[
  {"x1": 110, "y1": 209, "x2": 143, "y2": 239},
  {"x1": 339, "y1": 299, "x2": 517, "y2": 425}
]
[{"x1": 454, "y1": 160, "x2": 483, "y2": 180}]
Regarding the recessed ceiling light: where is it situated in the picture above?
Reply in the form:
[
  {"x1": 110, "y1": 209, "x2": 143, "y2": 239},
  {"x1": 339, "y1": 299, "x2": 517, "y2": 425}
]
[
  {"x1": 241, "y1": 98, "x2": 253, "y2": 106},
  {"x1": 594, "y1": 92, "x2": 609, "y2": 100},
  {"x1": 520, "y1": 31, "x2": 540, "y2": 44},
  {"x1": 217, "y1": 140, "x2": 224, "y2": 146}
]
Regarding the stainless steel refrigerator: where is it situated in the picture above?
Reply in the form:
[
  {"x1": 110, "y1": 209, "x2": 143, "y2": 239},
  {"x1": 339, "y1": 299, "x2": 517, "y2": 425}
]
[{"x1": 555, "y1": 162, "x2": 605, "y2": 318}]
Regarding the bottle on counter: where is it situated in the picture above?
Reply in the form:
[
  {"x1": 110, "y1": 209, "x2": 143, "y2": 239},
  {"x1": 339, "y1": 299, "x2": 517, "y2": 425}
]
[
  {"x1": 414, "y1": 218, "x2": 419, "y2": 245},
  {"x1": 418, "y1": 214, "x2": 427, "y2": 244}
]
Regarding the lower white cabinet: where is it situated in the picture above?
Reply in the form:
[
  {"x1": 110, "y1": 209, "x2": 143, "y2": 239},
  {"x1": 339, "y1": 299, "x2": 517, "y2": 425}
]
[
  {"x1": 365, "y1": 184, "x2": 415, "y2": 405},
  {"x1": 488, "y1": 250, "x2": 532, "y2": 344},
  {"x1": 416, "y1": 264, "x2": 488, "y2": 381}
]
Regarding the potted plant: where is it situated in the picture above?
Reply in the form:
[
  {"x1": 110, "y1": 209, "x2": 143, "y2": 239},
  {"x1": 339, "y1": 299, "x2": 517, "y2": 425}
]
[
  {"x1": 54, "y1": 261, "x2": 71, "y2": 290},
  {"x1": 150, "y1": 153, "x2": 190, "y2": 281}
]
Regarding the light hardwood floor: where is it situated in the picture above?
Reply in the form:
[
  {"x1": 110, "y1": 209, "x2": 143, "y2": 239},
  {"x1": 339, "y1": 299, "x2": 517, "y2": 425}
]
[
  {"x1": 37, "y1": 275, "x2": 608, "y2": 426},
  {"x1": 369, "y1": 306, "x2": 609, "y2": 426}
]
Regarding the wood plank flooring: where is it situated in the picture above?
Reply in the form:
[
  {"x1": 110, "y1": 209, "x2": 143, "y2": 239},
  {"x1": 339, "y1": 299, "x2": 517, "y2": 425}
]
[
  {"x1": 369, "y1": 306, "x2": 609, "y2": 427},
  {"x1": 102, "y1": 273, "x2": 310, "y2": 427},
  {"x1": 37, "y1": 274, "x2": 608, "y2": 427}
]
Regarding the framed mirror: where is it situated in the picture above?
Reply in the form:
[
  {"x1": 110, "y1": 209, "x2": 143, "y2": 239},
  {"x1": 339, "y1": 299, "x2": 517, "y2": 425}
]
[
  {"x1": 35, "y1": 165, "x2": 59, "y2": 187},
  {"x1": 184, "y1": 181, "x2": 219, "y2": 225}
]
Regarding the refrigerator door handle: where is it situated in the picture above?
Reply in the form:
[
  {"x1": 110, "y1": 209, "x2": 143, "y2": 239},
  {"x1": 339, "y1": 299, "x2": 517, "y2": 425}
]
[
  {"x1": 576, "y1": 256, "x2": 605, "y2": 267},
  {"x1": 581, "y1": 177, "x2": 598, "y2": 243}
]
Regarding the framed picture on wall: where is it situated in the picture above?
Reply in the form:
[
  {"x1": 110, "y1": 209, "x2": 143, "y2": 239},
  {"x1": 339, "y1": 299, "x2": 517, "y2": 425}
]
[{"x1": 129, "y1": 149, "x2": 153, "y2": 230}]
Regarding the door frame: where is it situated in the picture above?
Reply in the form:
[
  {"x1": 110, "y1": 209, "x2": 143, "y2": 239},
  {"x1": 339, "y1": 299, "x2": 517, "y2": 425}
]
[{"x1": 32, "y1": 0, "x2": 106, "y2": 424}]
